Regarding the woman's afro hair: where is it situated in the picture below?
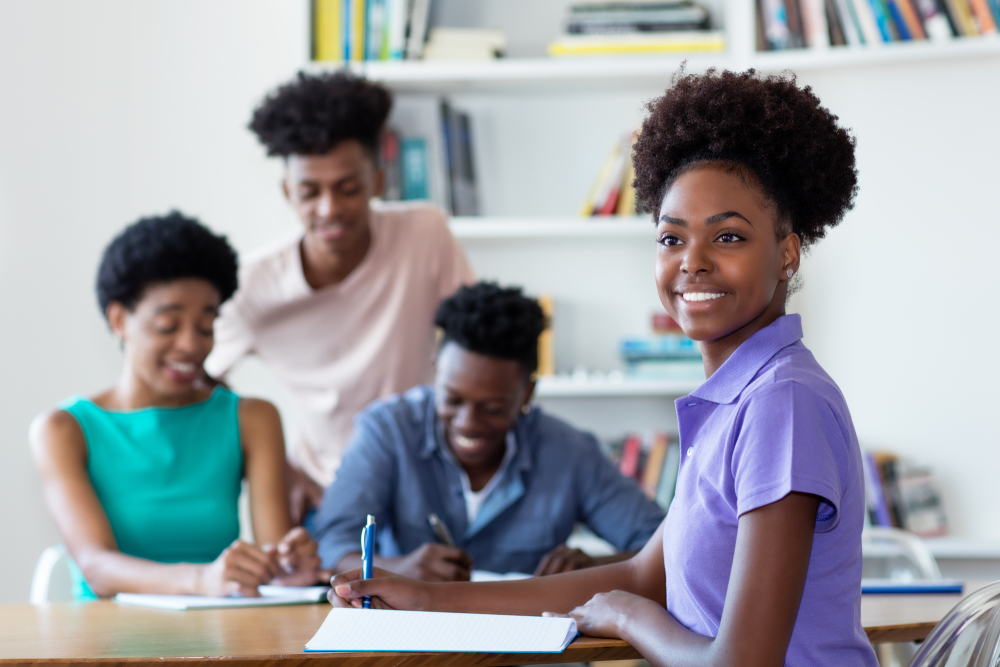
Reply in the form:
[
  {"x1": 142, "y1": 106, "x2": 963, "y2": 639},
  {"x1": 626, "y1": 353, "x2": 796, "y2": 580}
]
[
  {"x1": 435, "y1": 282, "x2": 547, "y2": 374},
  {"x1": 96, "y1": 211, "x2": 238, "y2": 317},
  {"x1": 633, "y1": 69, "x2": 858, "y2": 247},
  {"x1": 248, "y1": 71, "x2": 392, "y2": 157}
]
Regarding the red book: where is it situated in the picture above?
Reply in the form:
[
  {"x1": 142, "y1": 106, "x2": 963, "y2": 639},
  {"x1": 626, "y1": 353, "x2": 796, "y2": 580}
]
[{"x1": 619, "y1": 435, "x2": 642, "y2": 480}]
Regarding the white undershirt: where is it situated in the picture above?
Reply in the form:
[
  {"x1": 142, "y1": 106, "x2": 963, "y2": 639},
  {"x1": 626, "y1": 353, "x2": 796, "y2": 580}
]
[{"x1": 448, "y1": 431, "x2": 518, "y2": 524}]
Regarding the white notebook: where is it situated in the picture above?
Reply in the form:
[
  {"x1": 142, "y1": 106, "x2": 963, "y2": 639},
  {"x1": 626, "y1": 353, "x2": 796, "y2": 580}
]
[
  {"x1": 114, "y1": 585, "x2": 330, "y2": 610},
  {"x1": 305, "y1": 608, "x2": 578, "y2": 653}
]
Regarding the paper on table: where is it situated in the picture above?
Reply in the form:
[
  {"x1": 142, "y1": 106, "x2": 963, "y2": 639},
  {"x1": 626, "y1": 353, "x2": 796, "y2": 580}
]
[
  {"x1": 114, "y1": 585, "x2": 330, "y2": 610},
  {"x1": 305, "y1": 608, "x2": 579, "y2": 653},
  {"x1": 470, "y1": 570, "x2": 532, "y2": 582}
]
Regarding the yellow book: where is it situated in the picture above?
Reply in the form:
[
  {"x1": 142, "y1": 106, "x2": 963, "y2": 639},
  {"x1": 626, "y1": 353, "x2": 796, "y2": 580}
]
[
  {"x1": 578, "y1": 141, "x2": 622, "y2": 216},
  {"x1": 350, "y1": 0, "x2": 366, "y2": 61},
  {"x1": 314, "y1": 0, "x2": 344, "y2": 62},
  {"x1": 536, "y1": 295, "x2": 555, "y2": 378},
  {"x1": 549, "y1": 31, "x2": 726, "y2": 57},
  {"x1": 616, "y1": 132, "x2": 638, "y2": 216}
]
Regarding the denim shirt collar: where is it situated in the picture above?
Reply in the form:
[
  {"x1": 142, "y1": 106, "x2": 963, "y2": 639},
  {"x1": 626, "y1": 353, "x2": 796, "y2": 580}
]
[
  {"x1": 419, "y1": 395, "x2": 536, "y2": 538},
  {"x1": 688, "y1": 314, "x2": 804, "y2": 405}
]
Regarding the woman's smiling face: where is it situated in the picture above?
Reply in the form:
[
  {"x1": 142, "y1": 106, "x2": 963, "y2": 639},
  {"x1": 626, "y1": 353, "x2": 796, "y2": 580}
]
[{"x1": 655, "y1": 163, "x2": 800, "y2": 358}]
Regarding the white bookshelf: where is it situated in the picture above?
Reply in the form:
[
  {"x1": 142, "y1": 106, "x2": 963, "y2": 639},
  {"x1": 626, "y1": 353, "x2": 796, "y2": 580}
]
[
  {"x1": 449, "y1": 216, "x2": 653, "y2": 239},
  {"x1": 536, "y1": 375, "x2": 702, "y2": 398}
]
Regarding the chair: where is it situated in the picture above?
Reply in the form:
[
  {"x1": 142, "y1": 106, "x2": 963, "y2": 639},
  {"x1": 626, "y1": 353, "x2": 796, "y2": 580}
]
[
  {"x1": 862, "y1": 527, "x2": 943, "y2": 581},
  {"x1": 907, "y1": 580, "x2": 1000, "y2": 667},
  {"x1": 30, "y1": 544, "x2": 74, "y2": 604}
]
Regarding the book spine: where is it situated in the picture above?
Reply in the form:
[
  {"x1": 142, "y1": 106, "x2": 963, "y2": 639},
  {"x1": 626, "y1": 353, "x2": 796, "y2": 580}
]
[
  {"x1": 641, "y1": 433, "x2": 669, "y2": 500},
  {"x1": 944, "y1": 0, "x2": 978, "y2": 34},
  {"x1": 802, "y1": 0, "x2": 832, "y2": 46},
  {"x1": 578, "y1": 141, "x2": 623, "y2": 216},
  {"x1": 761, "y1": 0, "x2": 792, "y2": 48},
  {"x1": 885, "y1": 0, "x2": 914, "y2": 38},
  {"x1": 968, "y1": 0, "x2": 999, "y2": 30},
  {"x1": 400, "y1": 137, "x2": 429, "y2": 200},
  {"x1": 386, "y1": 0, "x2": 408, "y2": 59},
  {"x1": 349, "y1": 0, "x2": 366, "y2": 60},
  {"x1": 380, "y1": 128, "x2": 402, "y2": 201},
  {"x1": 314, "y1": 0, "x2": 345, "y2": 60},
  {"x1": 655, "y1": 441, "x2": 680, "y2": 511},
  {"x1": 864, "y1": 453, "x2": 894, "y2": 526},
  {"x1": 898, "y1": 0, "x2": 929, "y2": 36},
  {"x1": 868, "y1": 0, "x2": 898, "y2": 40},
  {"x1": 536, "y1": 295, "x2": 555, "y2": 377},
  {"x1": 834, "y1": 0, "x2": 864, "y2": 43},
  {"x1": 619, "y1": 435, "x2": 642, "y2": 480},
  {"x1": 439, "y1": 100, "x2": 455, "y2": 214},
  {"x1": 852, "y1": 0, "x2": 887, "y2": 42},
  {"x1": 405, "y1": 0, "x2": 431, "y2": 59},
  {"x1": 825, "y1": 0, "x2": 849, "y2": 45},
  {"x1": 365, "y1": 0, "x2": 382, "y2": 60},
  {"x1": 615, "y1": 133, "x2": 638, "y2": 216},
  {"x1": 786, "y1": 0, "x2": 808, "y2": 46}
]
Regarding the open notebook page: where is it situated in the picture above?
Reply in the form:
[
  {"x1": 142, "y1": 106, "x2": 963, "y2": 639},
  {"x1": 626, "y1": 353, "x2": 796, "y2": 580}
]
[
  {"x1": 305, "y1": 608, "x2": 578, "y2": 653},
  {"x1": 114, "y1": 585, "x2": 329, "y2": 610}
]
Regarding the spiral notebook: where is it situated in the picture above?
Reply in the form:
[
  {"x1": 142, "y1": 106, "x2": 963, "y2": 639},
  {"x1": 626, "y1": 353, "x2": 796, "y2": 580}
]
[{"x1": 304, "y1": 608, "x2": 579, "y2": 653}]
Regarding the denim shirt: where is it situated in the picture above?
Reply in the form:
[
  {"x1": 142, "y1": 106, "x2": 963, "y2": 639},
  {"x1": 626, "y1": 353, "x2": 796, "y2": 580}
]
[{"x1": 311, "y1": 385, "x2": 665, "y2": 574}]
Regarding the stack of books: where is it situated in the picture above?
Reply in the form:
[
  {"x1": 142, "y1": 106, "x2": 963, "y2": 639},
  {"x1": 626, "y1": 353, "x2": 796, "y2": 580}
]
[
  {"x1": 757, "y1": 0, "x2": 997, "y2": 51},
  {"x1": 604, "y1": 432, "x2": 681, "y2": 511},
  {"x1": 312, "y1": 0, "x2": 435, "y2": 62},
  {"x1": 380, "y1": 99, "x2": 479, "y2": 216},
  {"x1": 619, "y1": 333, "x2": 704, "y2": 380},
  {"x1": 863, "y1": 451, "x2": 949, "y2": 537},
  {"x1": 548, "y1": 1, "x2": 725, "y2": 57}
]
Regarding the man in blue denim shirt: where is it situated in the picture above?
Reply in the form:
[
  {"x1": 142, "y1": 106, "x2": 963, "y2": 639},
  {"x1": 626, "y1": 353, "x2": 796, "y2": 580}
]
[{"x1": 310, "y1": 283, "x2": 665, "y2": 580}]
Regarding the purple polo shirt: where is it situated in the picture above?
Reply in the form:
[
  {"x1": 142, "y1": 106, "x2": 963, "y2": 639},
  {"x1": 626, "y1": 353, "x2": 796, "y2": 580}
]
[{"x1": 663, "y1": 314, "x2": 878, "y2": 666}]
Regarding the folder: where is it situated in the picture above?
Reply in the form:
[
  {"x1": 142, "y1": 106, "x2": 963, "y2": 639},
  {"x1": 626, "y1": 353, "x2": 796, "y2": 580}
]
[{"x1": 861, "y1": 579, "x2": 964, "y2": 594}]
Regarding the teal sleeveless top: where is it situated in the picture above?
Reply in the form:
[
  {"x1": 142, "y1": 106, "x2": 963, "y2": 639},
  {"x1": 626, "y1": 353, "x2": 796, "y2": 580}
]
[{"x1": 60, "y1": 388, "x2": 243, "y2": 600}]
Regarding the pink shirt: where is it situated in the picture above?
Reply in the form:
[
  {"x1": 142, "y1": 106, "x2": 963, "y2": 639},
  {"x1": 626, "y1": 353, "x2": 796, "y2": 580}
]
[{"x1": 204, "y1": 202, "x2": 474, "y2": 485}]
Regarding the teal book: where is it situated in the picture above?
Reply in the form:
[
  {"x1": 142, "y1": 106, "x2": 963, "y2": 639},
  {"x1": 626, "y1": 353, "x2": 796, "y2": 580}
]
[{"x1": 401, "y1": 137, "x2": 429, "y2": 201}]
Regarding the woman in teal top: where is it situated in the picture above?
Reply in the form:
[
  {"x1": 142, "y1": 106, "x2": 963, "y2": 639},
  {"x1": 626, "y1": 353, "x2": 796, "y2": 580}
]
[{"x1": 30, "y1": 212, "x2": 322, "y2": 599}]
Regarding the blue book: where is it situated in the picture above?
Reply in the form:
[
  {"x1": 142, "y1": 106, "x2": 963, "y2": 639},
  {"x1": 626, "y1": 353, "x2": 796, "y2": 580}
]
[
  {"x1": 862, "y1": 579, "x2": 963, "y2": 595},
  {"x1": 868, "y1": 0, "x2": 897, "y2": 39},
  {"x1": 401, "y1": 138, "x2": 429, "y2": 201}
]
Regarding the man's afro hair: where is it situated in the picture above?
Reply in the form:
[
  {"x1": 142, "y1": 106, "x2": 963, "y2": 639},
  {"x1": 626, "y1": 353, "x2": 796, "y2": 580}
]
[
  {"x1": 435, "y1": 282, "x2": 547, "y2": 374},
  {"x1": 96, "y1": 211, "x2": 238, "y2": 317},
  {"x1": 249, "y1": 71, "x2": 392, "y2": 157},
  {"x1": 633, "y1": 68, "x2": 858, "y2": 247}
]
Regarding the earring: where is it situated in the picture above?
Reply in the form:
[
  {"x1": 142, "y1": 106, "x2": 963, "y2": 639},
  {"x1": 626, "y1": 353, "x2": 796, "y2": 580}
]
[
  {"x1": 786, "y1": 268, "x2": 794, "y2": 278},
  {"x1": 521, "y1": 404, "x2": 531, "y2": 415}
]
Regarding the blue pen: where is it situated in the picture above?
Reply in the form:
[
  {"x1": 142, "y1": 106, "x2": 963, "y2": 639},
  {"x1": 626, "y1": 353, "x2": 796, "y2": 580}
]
[{"x1": 361, "y1": 514, "x2": 375, "y2": 609}]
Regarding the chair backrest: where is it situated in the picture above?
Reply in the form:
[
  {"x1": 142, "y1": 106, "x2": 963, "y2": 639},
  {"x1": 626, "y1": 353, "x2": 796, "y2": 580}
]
[
  {"x1": 862, "y1": 527, "x2": 943, "y2": 581},
  {"x1": 30, "y1": 544, "x2": 74, "y2": 604},
  {"x1": 908, "y1": 580, "x2": 1000, "y2": 667}
]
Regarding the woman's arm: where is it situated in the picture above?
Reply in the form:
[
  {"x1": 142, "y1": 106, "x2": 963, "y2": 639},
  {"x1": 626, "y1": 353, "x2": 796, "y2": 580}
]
[
  {"x1": 238, "y1": 398, "x2": 321, "y2": 582},
  {"x1": 330, "y1": 519, "x2": 668, "y2": 614},
  {"x1": 29, "y1": 410, "x2": 277, "y2": 597},
  {"x1": 570, "y1": 493, "x2": 820, "y2": 667}
]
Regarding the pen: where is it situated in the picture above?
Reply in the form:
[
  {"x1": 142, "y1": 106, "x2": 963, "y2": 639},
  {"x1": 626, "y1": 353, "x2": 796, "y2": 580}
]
[
  {"x1": 361, "y1": 514, "x2": 375, "y2": 609},
  {"x1": 427, "y1": 512, "x2": 455, "y2": 547}
]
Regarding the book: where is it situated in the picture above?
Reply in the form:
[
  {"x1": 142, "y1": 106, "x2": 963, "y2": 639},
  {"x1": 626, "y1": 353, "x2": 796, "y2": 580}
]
[
  {"x1": 863, "y1": 452, "x2": 894, "y2": 527},
  {"x1": 894, "y1": 462, "x2": 949, "y2": 536},
  {"x1": 825, "y1": 0, "x2": 849, "y2": 45},
  {"x1": 913, "y1": 0, "x2": 957, "y2": 37},
  {"x1": 385, "y1": 0, "x2": 408, "y2": 59},
  {"x1": 656, "y1": 441, "x2": 681, "y2": 510},
  {"x1": 861, "y1": 579, "x2": 963, "y2": 594},
  {"x1": 115, "y1": 586, "x2": 330, "y2": 611},
  {"x1": 942, "y1": 0, "x2": 978, "y2": 34},
  {"x1": 761, "y1": 0, "x2": 792, "y2": 48},
  {"x1": 801, "y1": 0, "x2": 832, "y2": 46},
  {"x1": 381, "y1": 128, "x2": 402, "y2": 201},
  {"x1": 785, "y1": 0, "x2": 808, "y2": 47},
  {"x1": 348, "y1": 0, "x2": 366, "y2": 60},
  {"x1": 615, "y1": 133, "x2": 638, "y2": 216},
  {"x1": 618, "y1": 434, "x2": 643, "y2": 479},
  {"x1": 365, "y1": 0, "x2": 386, "y2": 60},
  {"x1": 834, "y1": 0, "x2": 866, "y2": 43},
  {"x1": 405, "y1": 0, "x2": 433, "y2": 60},
  {"x1": 400, "y1": 137, "x2": 429, "y2": 200},
  {"x1": 968, "y1": 0, "x2": 999, "y2": 30},
  {"x1": 578, "y1": 140, "x2": 624, "y2": 216},
  {"x1": 641, "y1": 432, "x2": 669, "y2": 499},
  {"x1": 313, "y1": 0, "x2": 345, "y2": 61},
  {"x1": 547, "y1": 30, "x2": 725, "y2": 56},
  {"x1": 851, "y1": 0, "x2": 887, "y2": 42},
  {"x1": 896, "y1": 0, "x2": 929, "y2": 37},
  {"x1": 868, "y1": 0, "x2": 900, "y2": 40},
  {"x1": 536, "y1": 295, "x2": 556, "y2": 377},
  {"x1": 304, "y1": 608, "x2": 579, "y2": 653}
]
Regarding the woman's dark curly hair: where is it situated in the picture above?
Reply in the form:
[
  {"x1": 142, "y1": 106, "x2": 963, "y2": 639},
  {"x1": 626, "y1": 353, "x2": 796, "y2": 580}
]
[
  {"x1": 634, "y1": 69, "x2": 858, "y2": 247},
  {"x1": 96, "y1": 211, "x2": 238, "y2": 317},
  {"x1": 249, "y1": 71, "x2": 392, "y2": 158},
  {"x1": 435, "y1": 282, "x2": 547, "y2": 374}
]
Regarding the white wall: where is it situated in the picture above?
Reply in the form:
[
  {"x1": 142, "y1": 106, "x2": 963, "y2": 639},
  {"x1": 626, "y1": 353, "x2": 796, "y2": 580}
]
[{"x1": 2, "y1": 0, "x2": 1000, "y2": 603}]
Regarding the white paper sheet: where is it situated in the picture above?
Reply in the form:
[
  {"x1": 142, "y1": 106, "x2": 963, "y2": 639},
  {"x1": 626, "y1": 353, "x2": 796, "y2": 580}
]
[
  {"x1": 470, "y1": 570, "x2": 532, "y2": 582},
  {"x1": 304, "y1": 607, "x2": 578, "y2": 653},
  {"x1": 114, "y1": 585, "x2": 330, "y2": 610}
]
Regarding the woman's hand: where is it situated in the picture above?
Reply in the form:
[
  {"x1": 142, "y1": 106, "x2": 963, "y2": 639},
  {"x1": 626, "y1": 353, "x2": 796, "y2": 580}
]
[
  {"x1": 534, "y1": 544, "x2": 594, "y2": 576},
  {"x1": 567, "y1": 590, "x2": 651, "y2": 639},
  {"x1": 197, "y1": 539, "x2": 279, "y2": 597},
  {"x1": 329, "y1": 567, "x2": 433, "y2": 610},
  {"x1": 266, "y1": 526, "x2": 323, "y2": 585}
]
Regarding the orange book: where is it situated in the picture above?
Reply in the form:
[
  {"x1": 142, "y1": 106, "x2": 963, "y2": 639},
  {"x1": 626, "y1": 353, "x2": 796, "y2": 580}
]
[
  {"x1": 968, "y1": 0, "x2": 998, "y2": 31},
  {"x1": 641, "y1": 433, "x2": 669, "y2": 500},
  {"x1": 897, "y1": 0, "x2": 928, "y2": 37},
  {"x1": 536, "y1": 295, "x2": 555, "y2": 377}
]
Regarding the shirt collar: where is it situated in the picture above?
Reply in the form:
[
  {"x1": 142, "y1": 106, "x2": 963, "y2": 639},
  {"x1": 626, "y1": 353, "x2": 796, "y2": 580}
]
[{"x1": 688, "y1": 314, "x2": 804, "y2": 405}]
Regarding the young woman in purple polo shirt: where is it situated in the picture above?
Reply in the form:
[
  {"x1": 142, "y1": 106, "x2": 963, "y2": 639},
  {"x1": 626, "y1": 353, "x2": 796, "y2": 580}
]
[{"x1": 329, "y1": 70, "x2": 879, "y2": 667}]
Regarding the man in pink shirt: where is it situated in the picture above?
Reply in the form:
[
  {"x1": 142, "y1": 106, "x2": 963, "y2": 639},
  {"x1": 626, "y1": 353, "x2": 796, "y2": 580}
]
[{"x1": 205, "y1": 72, "x2": 474, "y2": 523}]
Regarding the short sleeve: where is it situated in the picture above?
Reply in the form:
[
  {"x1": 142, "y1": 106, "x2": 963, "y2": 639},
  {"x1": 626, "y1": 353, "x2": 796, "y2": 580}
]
[
  {"x1": 204, "y1": 296, "x2": 255, "y2": 380},
  {"x1": 731, "y1": 380, "x2": 846, "y2": 533}
]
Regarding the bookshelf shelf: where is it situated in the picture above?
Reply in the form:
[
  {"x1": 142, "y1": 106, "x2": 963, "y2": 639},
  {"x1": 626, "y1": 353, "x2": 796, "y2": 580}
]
[
  {"x1": 449, "y1": 216, "x2": 653, "y2": 240},
  {"x1": 317, "y1": 35, "x2": 1000, "y2": 93},
  {"x1": 536, "y1": 375, "x2": 701, "y2": 398}
]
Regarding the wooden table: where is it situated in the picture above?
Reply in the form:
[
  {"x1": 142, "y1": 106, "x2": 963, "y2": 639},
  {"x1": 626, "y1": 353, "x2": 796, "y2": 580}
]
[{"x1": 0, "y1": 589, "x2": 970, "y2": 666}]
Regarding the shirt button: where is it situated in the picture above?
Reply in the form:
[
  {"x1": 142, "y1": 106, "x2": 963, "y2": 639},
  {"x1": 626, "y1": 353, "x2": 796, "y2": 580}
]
[{"x1": 686, "y1": 447, "x2": 694, "y2": 457}]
